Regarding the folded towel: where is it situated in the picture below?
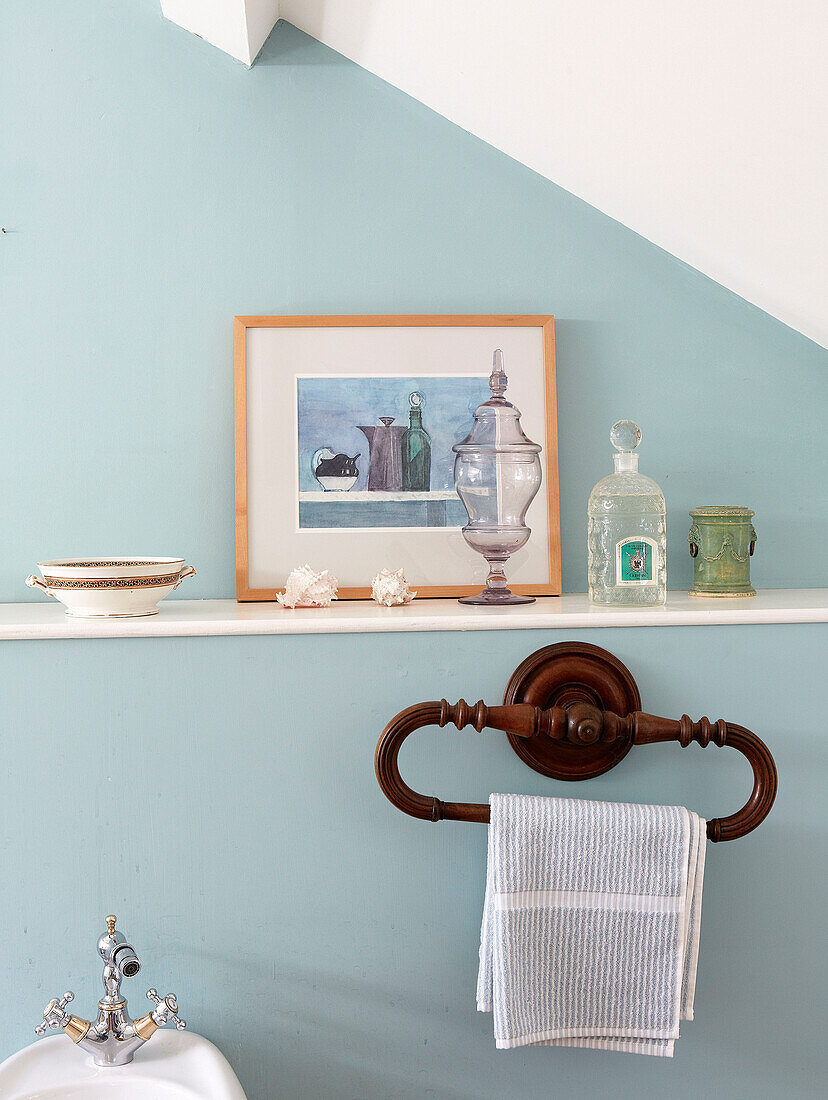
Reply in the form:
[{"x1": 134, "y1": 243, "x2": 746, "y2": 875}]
[{"x1": 477, "y1": 794, "x2": 706, "y2": 1057}]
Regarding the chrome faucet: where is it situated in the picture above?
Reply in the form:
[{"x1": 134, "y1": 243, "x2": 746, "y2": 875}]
[{"x1": 35, "y1": 915, "x2": 186, "y2": 1067}]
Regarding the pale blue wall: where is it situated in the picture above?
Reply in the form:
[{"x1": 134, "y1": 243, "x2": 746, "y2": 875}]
[
  {"x1": 2, "y1": 4, "x2": 826, "y2": 1098},
  {"x1": 2, "y1": 627, "x2": 825, "y2": 1098},
  {"x1": 2, "y1": 6, "x2": 826, "y2": 599}
]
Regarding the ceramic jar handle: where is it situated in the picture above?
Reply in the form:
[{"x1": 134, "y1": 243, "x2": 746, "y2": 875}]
[
  {"x1": 173, "y1": 565, "x2": 197, "y2": 589},
  {"x1": 25, "y1": 574, "x2": 56, "y2": 597},
  {"x1": 687, "y1": 524, "x2": 700, "y2": 558}
]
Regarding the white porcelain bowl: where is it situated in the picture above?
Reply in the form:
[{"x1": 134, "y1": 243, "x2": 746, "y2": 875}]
[{"x1": 26, "y1": 558, "x2": 197, "y2": 618}]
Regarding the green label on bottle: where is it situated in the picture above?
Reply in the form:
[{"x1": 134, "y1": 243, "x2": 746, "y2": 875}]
[{"x1": 616, "y1": 537, "x2": 656, "y2": 585}]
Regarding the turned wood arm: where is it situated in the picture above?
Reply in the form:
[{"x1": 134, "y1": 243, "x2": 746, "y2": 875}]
[{"x1": 374, "y1": 699, "x2": 777, "y2": 842}]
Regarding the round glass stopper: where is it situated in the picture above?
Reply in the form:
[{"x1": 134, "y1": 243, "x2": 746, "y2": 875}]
[
  {"x1": 409, "y1": 391, "x2": 423, "y2": 408},
  {"x1": 610, "y1": 419, "x2": 642, "y2": 453}
]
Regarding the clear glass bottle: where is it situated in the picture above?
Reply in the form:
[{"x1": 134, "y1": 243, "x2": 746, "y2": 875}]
[
  {"x1": 588, "y1": 420, "x2": 666, "y2": 605},
  {"x1": 401, "y1": 391, "x2": 431, "y2": 491}
]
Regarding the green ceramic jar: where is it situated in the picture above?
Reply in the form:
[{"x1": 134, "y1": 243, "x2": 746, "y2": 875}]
[{"x1": 687, "y1": 507, "x2": 757, "y2": 597}]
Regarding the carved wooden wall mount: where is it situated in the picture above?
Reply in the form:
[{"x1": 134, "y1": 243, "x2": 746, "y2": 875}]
[{"x1": 375, "y1": 642, "x2": 777, "y2": 842}]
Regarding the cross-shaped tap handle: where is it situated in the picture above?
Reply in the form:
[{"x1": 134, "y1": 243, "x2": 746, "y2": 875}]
[
  {"x1": 35, "y1": 991, "x2": 74, "y2": 1035},
  {"x1": 146, "y1": 988, "x2": 187, "y2": 1030}
]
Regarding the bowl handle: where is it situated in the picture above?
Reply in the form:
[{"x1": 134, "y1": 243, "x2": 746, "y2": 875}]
[
  {"x1": 173, "y1": 565, "x2": 197, "y2": 590},
  {"x1": 26, "y1": 574, "x2": 55, "y2": 598}
]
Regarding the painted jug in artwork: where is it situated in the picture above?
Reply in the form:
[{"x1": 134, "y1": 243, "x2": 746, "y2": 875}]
[{"x1": 357, "y1": 418, "x2": 405, "y2": 490}]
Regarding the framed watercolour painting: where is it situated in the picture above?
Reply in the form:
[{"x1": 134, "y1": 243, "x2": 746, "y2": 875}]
[{"x1": 235, "y1": 315, "x2": 560, "y2": 600}]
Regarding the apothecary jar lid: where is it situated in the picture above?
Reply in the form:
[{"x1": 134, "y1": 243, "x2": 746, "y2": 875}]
[{"x1": 452, "y1": 349, "x2": 541, "y2": 454}]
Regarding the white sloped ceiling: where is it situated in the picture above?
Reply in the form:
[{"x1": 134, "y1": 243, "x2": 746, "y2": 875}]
[
  {"x1": 280, "y1": 0, "x2": 828, "y2": 349},
  {"x1": 158, "y1": 0, "x2": 828, "y2": 347}
]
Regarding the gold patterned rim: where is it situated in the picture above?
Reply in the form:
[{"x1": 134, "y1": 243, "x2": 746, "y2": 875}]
[
  {"x1": 46, "y1": 560, "x2": 165, "y2": 568},
  {"x1": 38, "y1": 558, "x2": 184, "y2": 568},
  {"x1": 42, "y1": 573, "x2": 181, "y2": 590}
]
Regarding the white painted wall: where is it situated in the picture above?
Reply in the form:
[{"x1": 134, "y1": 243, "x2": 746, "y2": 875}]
[
  {"x1": 282, "y1": 0, "x2": 828, "y2": 348},
  {"x1": 243, "y1": 0, "x2": 282, "y2": 62},
  {"x1": 161, "y1": 0, "x2": 280, "y2": 66}
]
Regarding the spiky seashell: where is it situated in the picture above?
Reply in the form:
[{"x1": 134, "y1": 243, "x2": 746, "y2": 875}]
[
  {"x1": 276, "y1": 564, "x2": 339, "y2": 608},
  {"x1": 371, "y1": 568, "x2": 416, "y2": 607}
]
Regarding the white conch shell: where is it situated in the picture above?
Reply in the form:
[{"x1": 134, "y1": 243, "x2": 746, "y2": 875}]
[
  {"x1": 371, "y1": 568, "x2": 416, "y2": 607},
  {"x1": 277, "y1": 564, "x2": 339, "y2": 608}
]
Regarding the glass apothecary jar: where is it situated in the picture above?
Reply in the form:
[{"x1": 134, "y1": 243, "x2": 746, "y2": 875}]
[{"x1": 453, "y1": 350, "x2": 542, "y2": 605}]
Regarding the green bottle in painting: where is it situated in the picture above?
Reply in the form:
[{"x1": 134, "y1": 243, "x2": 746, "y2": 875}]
[{"x1": 401, "y1": 391, "x2": 431, "y2": 491}]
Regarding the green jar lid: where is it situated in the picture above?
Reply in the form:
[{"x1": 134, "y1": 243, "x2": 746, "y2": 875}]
[{"x1": 690, "y1": 505, "x2": 754, "y2": 517}]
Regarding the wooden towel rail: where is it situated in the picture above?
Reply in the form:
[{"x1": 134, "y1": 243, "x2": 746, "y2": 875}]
[{"x1": 375, "y1": 642, "x2": 777, "y2": 842}]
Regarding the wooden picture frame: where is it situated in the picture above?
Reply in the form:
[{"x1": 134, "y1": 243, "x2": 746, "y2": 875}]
[{"x1": 235, "y1": 315, "x2": 560, "y2": 600}]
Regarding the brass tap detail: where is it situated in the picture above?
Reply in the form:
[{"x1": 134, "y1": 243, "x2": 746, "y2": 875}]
[
  {"x1": 132, "y1": 1012, "x2": 160, "y2": 1041},
  {"x1": 106, "y1": 915, "x2": 117, "y2": 936},
  {"x1": 63, "y1": 1015, "x2": 91, "y2": 1044}
]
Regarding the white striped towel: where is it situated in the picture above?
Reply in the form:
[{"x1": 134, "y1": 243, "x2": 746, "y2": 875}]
[{"x1": 477, "y1": 794, "x2": 706, "y2": 1056}]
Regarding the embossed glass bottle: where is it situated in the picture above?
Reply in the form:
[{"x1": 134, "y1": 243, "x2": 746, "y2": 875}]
[{"x1": 588, "y1": 420, "x2": 666, "y2": 605}]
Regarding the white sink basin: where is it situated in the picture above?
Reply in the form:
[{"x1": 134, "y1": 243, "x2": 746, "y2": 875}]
[{"x1": 0, "y1": 1030, "x2": 247, "y2": 1100}]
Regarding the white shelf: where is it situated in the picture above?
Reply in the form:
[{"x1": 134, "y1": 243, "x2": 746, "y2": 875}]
[
  {"x1": 299, "y1": 490, "x2": 459, "y2": 502},
  {"x1": 0, "y1": 590, "x2": 826, "y2": 640}
]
